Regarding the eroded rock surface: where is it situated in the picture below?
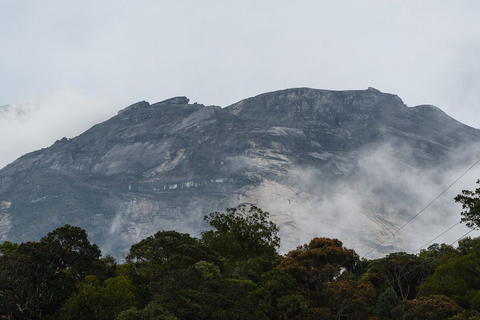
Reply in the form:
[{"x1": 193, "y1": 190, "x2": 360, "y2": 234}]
[{"x1": 1, "y1": 88, "x2": 479, "y2": 258}]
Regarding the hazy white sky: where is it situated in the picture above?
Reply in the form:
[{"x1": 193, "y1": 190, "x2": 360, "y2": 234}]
[{"x1": 1, "y1": 1, "x2": 480, "y2": 168}]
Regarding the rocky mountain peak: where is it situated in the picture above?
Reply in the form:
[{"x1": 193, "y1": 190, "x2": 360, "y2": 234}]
[
  {"x1": 152, "y1": 96, "x2": 190, "y2": 106},
  {"x1": 117, "y1": 100, "x2": 150, "y2": 115},
  {"x1": 227, "y1": 87, "x2": 407, "y2": 120},
  {"x1": 0, "y1": 88, "x2": 479, "y2": 259}
]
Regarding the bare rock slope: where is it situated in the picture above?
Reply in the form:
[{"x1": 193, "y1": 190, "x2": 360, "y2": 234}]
[{"x1": 1, "y1": 88, "x2": 479, "y2": 257}]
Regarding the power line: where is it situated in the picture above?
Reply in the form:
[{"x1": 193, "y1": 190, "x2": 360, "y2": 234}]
[
  {"x1": 450, "y1": 229, "x2": 475, "y2": 246},
  {"x1": 410, "y1": 221, "x2": 461, "y2": 254},
  {"x1": 373, "y1": 229, "x2": 476, "y2": 300},
  {"x1": 361, "y1": 157, "x2": 480, "y2": 259}
]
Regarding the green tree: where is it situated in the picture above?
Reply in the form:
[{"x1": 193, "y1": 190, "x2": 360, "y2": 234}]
[
  {"x1": 202, "y1": 205, "x2": 280, "y2": 260},
  {"x1": 40, "y1": 224, "x2": 102, "y2": 275},
  {"x1": 0, "y1": 241, "x2": 18, "y2": 256},
  {"x1": 365, "y1": 252, "x2": 436, "y2": 300},
  {"x1": 126, "y1": 231, "x2": 227, "y2": 319},
  {"x1": 419, "y1": 243, "x2": 456, "y2": 260},
  {"x1": 419, "y1": 239, "x2": 480, "y2": 309},
  {"x1": 457, "y1": 237, "x2": 480, "y2": 255},
  {"x1": 126, "y1": 230, "x2": 220, "y2": 306},
  {"x1": 321, "y1": 279, "x2": 375, "y2": 320},
  {"x1": 449, "y1": 310, "x2": 480, "y2": 320},
  {"x1": 116, "y1": 302, "x2": 179, "y2": 320},
  {"x1": 251, "y1": 269, "x2": 299, "y2": 319},
  {"x1": 376, "y1": 287, "x2": 400, "y2": 320},
  {"x1": 278, "y1": 237, "x2": 359, "y2": 303},
  {"x1": 212, "y1": 279, "x2": 260, "y2": 320},
  {"x1": 455, "y1": 179, "x2": 480, "y2": 230},
  {"x1": 0, "y1": 225, "x2": 103, "y2": 319},
  {"x1": 277, "y1": 294, "x2": 309, "y2": 320},
  {"x1": 127, "y1": 230, "x2": 220, "y2": 272},
  {"x1": 59, "y1": 273, "x2": 138, "y2": 320},
  {"x1": 392, "y1": 295, "x2": 461, "y2": 320}
]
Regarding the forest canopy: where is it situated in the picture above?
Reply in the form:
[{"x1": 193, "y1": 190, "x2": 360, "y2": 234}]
[{"x1": 1, "y1": 195, "x2": 480, "y2": 320}]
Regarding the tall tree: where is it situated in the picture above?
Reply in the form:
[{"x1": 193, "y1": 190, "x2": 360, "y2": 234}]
[
  {"x1": 278, "y1": 237, "x2": 359, "y2": 306},
  {"x1": 365, "y1": 252, "x2": 436, "y2": 300},
  {"x1": 59, "y1": 273, "x2": 138, "y2": 320},
  {"x1": 376, "y1": 286, "x2": 400, "y2": 320},
  {"x1": 419, "y1": 238, "x2": 480, "y2": 309},
  {"x1": 455, "y1": 179, "x2": 480, "y2": 230},
  {"x1": 0, "y1": 225, "x2": 102, "y2": 319},
  {"x1": 202, "y1": 205, "x2": 281, "y2": 280},
  {"x1": 126, "y1": 231, "x2": 223, "y2": 318},
  {"x1": 321, "y1": 279, "x2": 375, "y2": 320},
  {"x1": 392, "y1": 295, "x2": 461, "y2": 320},
  {"x1": 202, "y1": 205, "x2": 280, "y2": 260}
]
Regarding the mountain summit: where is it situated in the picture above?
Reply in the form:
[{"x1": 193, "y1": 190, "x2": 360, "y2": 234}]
[{"x1": 1, "y1": 88, "x2": 479, "y2": 258}]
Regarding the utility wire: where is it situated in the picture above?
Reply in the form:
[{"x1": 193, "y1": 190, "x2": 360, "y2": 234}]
[
  {"x1": 410, "y1": 221, "x2": 461, "y2": 254},
  {"x1": 374, "y1": 229, "x2": 476, "y2": 300},
  {"x1": 362, "y1": 157, "x2": 480, "y2": 259},
  {"x1": 450, "y1": 229, "x2": 475, "y2": 246}
]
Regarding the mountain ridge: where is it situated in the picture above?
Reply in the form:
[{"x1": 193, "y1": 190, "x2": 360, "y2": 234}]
[{"x1": 1, "y1": 87, "x2": 479, "y2": 258}]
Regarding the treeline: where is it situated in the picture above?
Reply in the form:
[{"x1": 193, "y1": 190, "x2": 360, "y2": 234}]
[{"x1": 1, "y1": 205, "x2": 480, "y2": 320}]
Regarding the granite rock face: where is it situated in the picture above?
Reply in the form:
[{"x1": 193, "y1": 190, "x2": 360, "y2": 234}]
[{"x1": 1, "y1": 88, "x2": 479, "y2": 258}]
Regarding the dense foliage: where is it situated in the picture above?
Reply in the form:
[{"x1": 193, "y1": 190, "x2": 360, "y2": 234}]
[
  {"x1": 455, "y1": 179, "x2": 480, "y2": 230},
  {"x1": 2, "y1": 197, "x2": 480, "y2": 319}
]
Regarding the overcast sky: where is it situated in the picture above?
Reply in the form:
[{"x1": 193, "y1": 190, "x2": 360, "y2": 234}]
[{"x1": 1, "y1": 0, "x2": 480, "y2": 168}]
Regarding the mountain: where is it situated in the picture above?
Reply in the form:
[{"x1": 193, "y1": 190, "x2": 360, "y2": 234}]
[{"x1": 1, "y1": 88, "x2": 479, "y2": 258}]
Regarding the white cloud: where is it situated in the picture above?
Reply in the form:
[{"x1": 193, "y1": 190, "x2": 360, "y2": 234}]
[
  {"x1": 1, "y1": 1, "x2": 479, "y2": 129},
  {"x1": 230, "y1": 141, "x2": 480, "y2": 257},
  {"x1": 0, "y1": 87, "x2": 120, "y2": 169}
]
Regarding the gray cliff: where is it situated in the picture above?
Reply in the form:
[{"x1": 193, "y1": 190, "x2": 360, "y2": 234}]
[{"x1": 1, "y1": 88, "x2": 479, "y2": 258}]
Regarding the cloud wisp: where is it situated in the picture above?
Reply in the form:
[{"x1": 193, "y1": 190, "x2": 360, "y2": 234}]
[
  {"x1": 0, "y1": 87, "x2": 120, "y2": 169},
  {"x1": 231, "y1": 141, "x2": 480, "y2": 257}
]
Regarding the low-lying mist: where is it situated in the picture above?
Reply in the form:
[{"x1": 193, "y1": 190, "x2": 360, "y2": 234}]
[{"x1": 231, "y1": 140, "x2": 480, "y2": 258}]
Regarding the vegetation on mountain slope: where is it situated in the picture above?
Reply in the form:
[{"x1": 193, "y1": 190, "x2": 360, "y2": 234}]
[{"x1": 2, "y1": 182, "x2": 480, "y2": 320}]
